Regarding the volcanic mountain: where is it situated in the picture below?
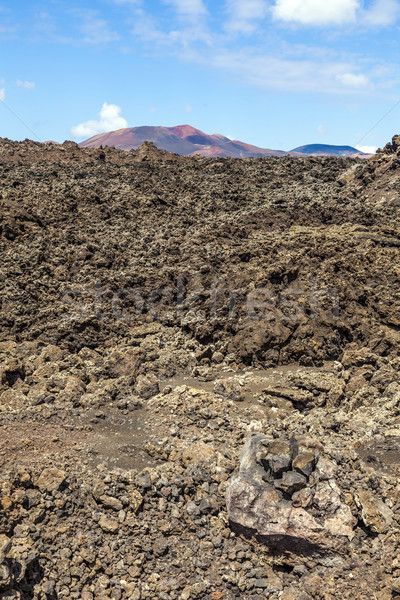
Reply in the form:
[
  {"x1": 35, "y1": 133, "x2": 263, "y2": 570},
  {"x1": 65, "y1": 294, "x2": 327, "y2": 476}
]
[
  {"x1": 79, "y1": 124, "x2": 369, "y2": 158},
  {"x1": 291, "y1": 144, "x2": 366, "y2": 157},
  {"x1": 79, "y1": 125, "x2": 287, "y2": 158}
]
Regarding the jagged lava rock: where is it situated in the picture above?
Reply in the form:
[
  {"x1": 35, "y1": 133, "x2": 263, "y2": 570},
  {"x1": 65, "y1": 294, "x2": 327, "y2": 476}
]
[{"x1": 226, "y1": 433, "x2": 355, "y2": 552}]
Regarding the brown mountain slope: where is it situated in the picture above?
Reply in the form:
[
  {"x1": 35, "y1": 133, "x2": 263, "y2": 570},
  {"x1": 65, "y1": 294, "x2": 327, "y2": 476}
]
[
  {"x1": 79, "y1": 124, "x2": 369, "y2": 158},
  {"x1": 79, "y1": 124, "x2": 287, "y2": 158}
]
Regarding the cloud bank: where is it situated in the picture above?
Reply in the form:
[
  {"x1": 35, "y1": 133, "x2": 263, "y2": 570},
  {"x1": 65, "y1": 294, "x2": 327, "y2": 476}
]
[
  {"x1": 225, "y1": 0, "x2": 269, "y2": 33},
  {"x1": 362, "y1": 0, "x2": 400, "y2": 25},
  {"x1": 272, "y1": 0, "x2": 360, "y2": 25},
  {"x1": 128, "y1": 0, "x2": 389, "y2": 96},
  {"x1": 336, "y1": 72, "x2": 370, "y2": 87},
  {"x1": 164, "y1": 0, "x2": 207, "y2": 17},
  {"x1": 80, "y1": 18, "x2": 120, "y2": 44},
  {"x1": 272, "y1": 0, "x2": 400, "y2": 26}
]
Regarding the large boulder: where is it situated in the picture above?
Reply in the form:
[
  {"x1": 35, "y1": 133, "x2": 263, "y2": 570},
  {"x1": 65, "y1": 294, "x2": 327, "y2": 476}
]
[{"x1": 226, "y1": 434, "x2": 355, "y2": 553}]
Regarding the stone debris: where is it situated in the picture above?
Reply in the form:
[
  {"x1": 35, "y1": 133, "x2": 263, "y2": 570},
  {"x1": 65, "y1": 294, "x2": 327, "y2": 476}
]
[{"x1": 1, "y1": 137, "x2": 400, "y2": 598}]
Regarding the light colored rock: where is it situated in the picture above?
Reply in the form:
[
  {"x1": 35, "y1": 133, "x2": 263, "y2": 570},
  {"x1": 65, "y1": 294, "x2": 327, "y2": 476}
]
[
  {"x1": 0, "y1": 534, "x2": 11, "y2": 562},
  {"x1": 292, "y1": 487, "x2": 313, "y2": 508},
  {"x1": 292, "y1": 451, "x2": 316, "y2": 477},
  {"x1": 99, "y1": 495, "x2": 123, "y2": 512},
  {"x1": 355, "y1": 489, "x2": 394, "y2": 533},
  {"x1": 35, "y1": 468, "x2": 66, "y2": 493},
  {"x1": 226, "y1": 434, "x2": 355, "y2": 552},
  {"x1": 99, "y1": 514, "x2": 119, "y2": 533},
  {"x1": 130, "y1": 488, "x2": 143, "y2": 514},
  {"x1": 213, "y1": 379, "x2": 244, "y2": 402}
]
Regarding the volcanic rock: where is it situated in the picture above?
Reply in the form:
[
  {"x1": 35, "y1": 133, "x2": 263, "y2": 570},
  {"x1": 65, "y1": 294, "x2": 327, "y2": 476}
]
[
  {"x1": 355, "y1": 490, "x2": 394, "y2": 533},
  {"x1": 226, "y1": 434, "x2": 355, "y2": 552},
  {"x1": 34, "y1": 468, "x2": 66, "y2": 493},
  {"x1": 2, "y1": 136, "x2": 400, "y2": 599}
]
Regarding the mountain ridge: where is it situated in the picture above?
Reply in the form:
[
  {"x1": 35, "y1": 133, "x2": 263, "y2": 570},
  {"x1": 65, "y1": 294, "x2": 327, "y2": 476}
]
[
  {"x1": 291, "y1": 143, "x2": 365, "y2": 157},
  {"x1": 79, "y1": 124, "x2": 369, "y2": 158}
]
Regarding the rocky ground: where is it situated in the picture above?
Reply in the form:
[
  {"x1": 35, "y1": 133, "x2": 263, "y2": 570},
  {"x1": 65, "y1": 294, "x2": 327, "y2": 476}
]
[{"x1": 1, "y1": 135, "x2": 400, "y2": 598}]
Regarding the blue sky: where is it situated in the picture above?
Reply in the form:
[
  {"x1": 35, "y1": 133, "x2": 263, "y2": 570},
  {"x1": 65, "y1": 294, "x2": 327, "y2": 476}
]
[{"x1": 1, "y1": 0, "x2": 400, "y2": 151}]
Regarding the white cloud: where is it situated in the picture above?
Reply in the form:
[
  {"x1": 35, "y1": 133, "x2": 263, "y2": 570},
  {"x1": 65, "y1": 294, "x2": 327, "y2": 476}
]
[
  {"x1": 0, "y1": 7, "x2": 18, "y2": 39},
  {"x1": 131, "y1": 1, "x2": 394, "y2": 97},
  {"x1": 362, "y1": 0, "x2": 400, "y2": 25},
  {"x1": 205, "y1": 48, "x2": 375, "y2": 94},
  {"x1": 32, "y1": 8, "x2": 121, "y2": 46},
  {"x1": 337, "y1": 72, "x2": 370, "y2": 87},
  {"x1": 272, "y1": 0, "x2": 360, "y2": 25},
  {"x1": 272, "y1": 0, "x2": 400, "y2": 26},
  {"x1": 356, "y1": 145, "x2": 378, "y2": 153},
  {"x1": 225, "y1": 0, "x2": 269, "y2": 33},
  {"x1": 70, "y1": 102, "x2": 128, "y2": 138},
  {"x1": 0, "y1": 88, "x2": 5, "y2": 101},
  {"x1": 185, "y1": 103, "x2": 192, "y2": 112},
  {"x1": 80, "y1": 18, "x2": 120, "y2": 44},
  {"x1": 16, "y1": 80, "x2": 35, "y2": 89},
  {"x1": 0, "y1": 24, "x2": 18, "y2": 39},
  {"x1": 317, "y1": 124, "x2": 327, "y2": 135},
  {"x1": 160, "y1": 0, "x2": 210, "y2": 43},
  {"x1": 132, "y1": 5, "x2": 211, "y2": 45},
  {"x1": 164, "y1": 0, "x2": 207, "y2": 17},
  {"x1": 132, "y1": 12, "x2": 170, "y2": 44}
]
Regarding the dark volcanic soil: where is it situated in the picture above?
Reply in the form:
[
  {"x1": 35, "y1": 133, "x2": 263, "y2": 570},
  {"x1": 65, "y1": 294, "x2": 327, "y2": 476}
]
[{"x1": 1, "y1": 136, "x2": 400, "y2": 599}]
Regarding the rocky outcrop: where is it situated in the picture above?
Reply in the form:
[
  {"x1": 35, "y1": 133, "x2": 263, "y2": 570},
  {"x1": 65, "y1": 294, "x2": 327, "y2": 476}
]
[{"x1": 226, "y1": 434, "x2": 355, "y2": 553}]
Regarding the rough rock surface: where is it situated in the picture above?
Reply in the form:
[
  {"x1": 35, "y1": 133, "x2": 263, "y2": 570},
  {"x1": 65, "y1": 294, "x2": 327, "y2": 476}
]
[
  {"x1": 2, "y1": 136, "x2": 400, "y2": 598},
  {"x1": 1, "y1": 136, "x2": 399, "y2": 369},
  {"x1": 226, "y1": 434, "x2": 355, "y2": 552}
]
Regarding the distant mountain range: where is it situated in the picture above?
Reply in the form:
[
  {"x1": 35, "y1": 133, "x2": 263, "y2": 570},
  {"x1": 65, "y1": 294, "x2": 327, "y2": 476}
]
[
  {"x1": 291, "y1": 144, "x2": 366, "y2": 157},
  {"x1": 79, "y1": 125, "x2": 370, "y2": 159}
]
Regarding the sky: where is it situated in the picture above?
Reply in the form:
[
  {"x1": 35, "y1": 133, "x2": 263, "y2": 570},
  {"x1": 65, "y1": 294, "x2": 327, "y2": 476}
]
[{"x1": 1, "y1": 0, "x2": 400, "y2": 151}]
